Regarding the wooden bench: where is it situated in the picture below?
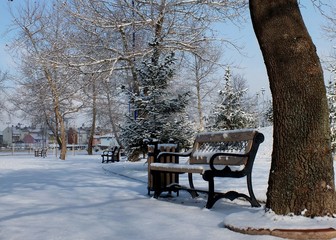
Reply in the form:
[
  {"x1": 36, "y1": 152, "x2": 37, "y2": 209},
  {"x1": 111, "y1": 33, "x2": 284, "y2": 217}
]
[
  {"x1": 149, "y1": 129, "x2": 264, "y2": 209},
  {"x1": 101, "y1": 146, "x2": 120, "y2": 163}
]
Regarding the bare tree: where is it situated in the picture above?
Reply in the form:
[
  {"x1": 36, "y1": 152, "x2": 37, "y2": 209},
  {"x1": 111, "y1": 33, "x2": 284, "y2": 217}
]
[
  {"x1": 0, "y1": 71, "x2": 9, "y2": 117},
  {"x1": 8, "y1": 1, "x2": 86, "y2": 160},
  {"x1": 99, "y1": 75, "x2": 125, "y2": 147},
  {"x1": 6, "y1": 0, "x2": 247, "y2": 159},
  {"x1": 62, "y1": 0, "x2": 246, "y2": 139},
  {"x1": 79, "y1": 71, "x2": 99, "y2": 155},
  {"x1": 182, "y1": 43, "x2": 223, "y2": 131}
]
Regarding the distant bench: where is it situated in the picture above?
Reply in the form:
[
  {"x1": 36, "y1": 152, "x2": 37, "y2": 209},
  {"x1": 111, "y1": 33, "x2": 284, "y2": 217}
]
[
  {"x1": 101, "y1": 146, "x2": 120, "y2": 163},
  {"x1": 149, "y1": 129, "x2": 264, "y2": 209},
  {"x1": 34, "y1": 148, "x2": 47, "y2": 158}
]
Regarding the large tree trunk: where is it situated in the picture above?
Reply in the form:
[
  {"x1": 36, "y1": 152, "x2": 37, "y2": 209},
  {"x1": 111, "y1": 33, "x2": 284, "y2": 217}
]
[{"x1": 249, "y1": 0, "x2": 336, "y2": 216}]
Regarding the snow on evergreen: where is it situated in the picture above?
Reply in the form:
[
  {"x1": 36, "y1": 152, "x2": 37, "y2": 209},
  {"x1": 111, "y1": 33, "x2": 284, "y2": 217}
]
[
  {"x1": 264, "y1": 100, "x2": 273, "y2": 124},
  {"x1": 120, "y1": 52, "x2": 194, "y2": 158},
  {"x1": 327, "y1": 74, "x2": 336, "y2": 152},
  {"x1": 206, "y1": 67, "x2": 256, "y2": 131}
]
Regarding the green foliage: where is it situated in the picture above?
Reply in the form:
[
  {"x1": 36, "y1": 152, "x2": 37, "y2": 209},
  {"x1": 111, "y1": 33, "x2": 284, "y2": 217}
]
[
  {"x1": 264, "y1": 101, "x2": 273, "y2": 123},
  {"x1": 327, "y1": 76, "x2": 336, "y2": 152},
  {"x1": 120, "y1": 52, "x2": 194, "y2": 158},
  {"x1": 206, "y1": 67, "x2": 256, "y2": 131}
]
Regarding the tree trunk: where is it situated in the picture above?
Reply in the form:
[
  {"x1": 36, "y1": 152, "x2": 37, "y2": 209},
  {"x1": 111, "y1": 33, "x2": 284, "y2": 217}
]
[
  {"x1": 195, "y1": 56, "x2": 204, "y2": 132},
  {"x1": 106, "y1": 92, "x2": 123, "y2": 148},
  {"x1": 87, "y1": 78, "x2": 97, "y2": 155},
  {"x1": 249, "y1": 0, "x2": 336, "y2": 216},
  {"x1": 43, "y1": 69, "x2": 67, "y2": 160},
  {"x1": 58, "y1": 114, "x2": 67, "y2": 160}
]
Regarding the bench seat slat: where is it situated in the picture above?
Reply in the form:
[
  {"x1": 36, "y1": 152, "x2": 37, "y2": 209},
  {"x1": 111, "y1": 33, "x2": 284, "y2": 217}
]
[
  {"x1": 150, "y1": 163, "x2": 244, "y2": 174},
  {"x1": 150, "y1": 163, "x2": 208, "y2": 174}
]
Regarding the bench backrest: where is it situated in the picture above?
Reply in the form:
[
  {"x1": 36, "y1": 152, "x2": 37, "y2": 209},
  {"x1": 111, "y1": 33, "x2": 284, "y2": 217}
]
[
  {"x1": 113, "y1": 147, "x2": 121, "y2": 161},
  {"x1": 189, "y1": 129, "x2": 264, "y2": 166}
]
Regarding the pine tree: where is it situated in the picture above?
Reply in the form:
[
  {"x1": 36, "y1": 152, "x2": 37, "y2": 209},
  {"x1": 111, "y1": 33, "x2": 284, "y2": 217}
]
[
  {"x1": 120, "y1": 52, "x2": 193, "y2": 160},
  {"x1": 206, "y1": 67, "x2": 256, "y2": 131},
  {"x1": 327, "y1": 72, "x2": 336, "y2": 153},
  {"x1": 264, "y1": 100, "x2": 273, "y2": 124}
]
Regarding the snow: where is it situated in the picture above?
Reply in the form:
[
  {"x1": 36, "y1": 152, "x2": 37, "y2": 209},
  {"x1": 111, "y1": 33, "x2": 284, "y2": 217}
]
[{"x1": 1, "y1": 126, "x2": 336, "y2": 240}]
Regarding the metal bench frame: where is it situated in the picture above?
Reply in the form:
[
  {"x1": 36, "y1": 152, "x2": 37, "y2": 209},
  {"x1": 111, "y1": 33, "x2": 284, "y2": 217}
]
[
  {"x1": 149, "y1": 129, "x2": 264, "y2": 209},
  {"x1": 101, "y1": 146, "x2": 120, "y2": 163}
]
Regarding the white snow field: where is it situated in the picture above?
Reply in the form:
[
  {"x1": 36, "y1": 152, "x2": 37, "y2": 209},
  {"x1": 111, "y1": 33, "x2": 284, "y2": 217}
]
[{"x1": 1, "y1": 126, "x2": 336, "y2": 240}]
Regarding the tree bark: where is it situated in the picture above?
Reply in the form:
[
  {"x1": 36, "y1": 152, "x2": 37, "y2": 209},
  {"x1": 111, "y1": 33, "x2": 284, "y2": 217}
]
[
  {"x1": 87, "y1": 78, "x2": 97, "y2": 155},
  {"x1": 249, "y1": 0, "x2": 336, "y2": 216},
  {"x1": 106, "y1": 91, "x2": 123, "y2": 148},
  {"x1": 44, "y1": 69, "x2": 67, "y2": 160},
  {"x1": 59, "y1": 116, "x2": 67, "y2": 160},
  {"x1": 194, "y1": 55, "x2": 205, "y2": 132}
]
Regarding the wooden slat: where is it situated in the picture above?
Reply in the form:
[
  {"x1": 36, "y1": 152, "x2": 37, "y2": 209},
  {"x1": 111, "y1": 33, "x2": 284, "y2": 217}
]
[
  {"x1": 147, "y1": 144, "x2": 179, "y2": 192},
  {"x1": 194, "y1": 129, "x2": 257, "y2": 143}
]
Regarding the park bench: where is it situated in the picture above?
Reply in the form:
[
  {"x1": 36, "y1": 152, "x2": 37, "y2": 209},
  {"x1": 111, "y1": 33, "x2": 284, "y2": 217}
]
[
  {"x1": 101, "y1": 146, "x2": 120, "y2": 163},
  {"x1": 149, "y1": 129, "x2": 264, "y2": 209},
  {"x1": 34, "y1": 148, "x2": 47, "y2": 158}
]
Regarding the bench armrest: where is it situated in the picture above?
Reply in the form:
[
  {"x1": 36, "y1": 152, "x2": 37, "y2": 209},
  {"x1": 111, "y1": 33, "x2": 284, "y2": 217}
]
[
  {"x1": 157, "y1": 149, "x2": 193, "y2": 160},
  {"x1": 208, "y1": 152, "x2": 249, "y2": 171}
]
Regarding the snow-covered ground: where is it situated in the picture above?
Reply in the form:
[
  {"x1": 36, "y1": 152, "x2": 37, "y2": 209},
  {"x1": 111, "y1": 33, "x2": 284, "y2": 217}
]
[{"x1": 1, "y1": 126, "x2": 336, "y2": 240}]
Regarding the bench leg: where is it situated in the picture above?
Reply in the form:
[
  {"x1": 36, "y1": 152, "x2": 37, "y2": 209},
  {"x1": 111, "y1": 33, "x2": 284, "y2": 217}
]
[
  {"x1": 203, "y1": 171, "x2": 261, "y2": 209},
  {"x1": 246, "y1": 173, "x2": 261, "y2": 207},
  {"x1": 205, "y1": 173, "x2": 217, "y2": 209},
  {"x1": 203, "y1": 171, "x2": 236, "y2": 209},
  {"x1": 187, "y1": 173, "x2": 199, "y2": 198}
]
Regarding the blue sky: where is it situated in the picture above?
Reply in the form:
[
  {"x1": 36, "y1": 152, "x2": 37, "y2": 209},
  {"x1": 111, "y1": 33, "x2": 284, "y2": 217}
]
[
  {"x1": 221, "y1": 2, "x2": 335, "y2": 99},
  {"x1": 0, "y1": 0, "x2": 19, "y2": 71},
  {"x1": 0, "y1": 1, "x2": 335, "y2": 104}
]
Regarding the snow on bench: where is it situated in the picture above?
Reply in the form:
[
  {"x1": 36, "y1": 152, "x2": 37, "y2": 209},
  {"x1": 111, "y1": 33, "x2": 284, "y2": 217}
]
[{"x1": 149, "y1": 129, "x2": 264, "y2": 209}]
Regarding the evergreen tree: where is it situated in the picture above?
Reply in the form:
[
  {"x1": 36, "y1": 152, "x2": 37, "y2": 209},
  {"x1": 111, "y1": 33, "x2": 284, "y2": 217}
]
[
  {"x1": 206, "y1": 67, "x2": 256, "y2": 131},
  {"x1": 120, "y1": 52, "x2": 193, "y2": 160},
  {"x1": 327, "y1": 72, "x2": 336, "y2": 153},
  {"x1": 264, "y1": 100, "x2": 273, "y2": 124}
]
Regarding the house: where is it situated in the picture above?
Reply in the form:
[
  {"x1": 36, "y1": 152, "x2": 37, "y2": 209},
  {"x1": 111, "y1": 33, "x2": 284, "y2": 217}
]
[
  {"x1": 77, "y1": 127, "x2": 89, "y2": 145},
  {"x1": 22, "y1": 134, "x2": 36, "y2": 144},
  {"x1": 2, "y1": 126, "x2": 21, "y2": 145},
  {"x1": 1, "y1": 123, "x2": 118, "y2": 150},
  {"x1": 68, "y1": 128, "x2": 78, "y2": 145}
]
